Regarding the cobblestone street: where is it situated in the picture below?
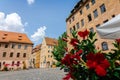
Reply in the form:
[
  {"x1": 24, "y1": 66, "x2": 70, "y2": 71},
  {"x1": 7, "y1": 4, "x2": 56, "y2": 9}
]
[{"x1": 0, "y1": 68, "x2": 66, "y2": 80}]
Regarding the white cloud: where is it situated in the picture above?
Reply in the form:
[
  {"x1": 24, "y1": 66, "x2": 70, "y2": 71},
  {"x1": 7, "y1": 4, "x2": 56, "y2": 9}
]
[
  {"x1": 0, "y1": 12, "x2": 25, "y2": 33},
  {"x1": 27, "y1": 0, "x2": 35, "y2": 5},
  {"x1": 31, "y1": 26, "x2": 46, "y2": 42}
]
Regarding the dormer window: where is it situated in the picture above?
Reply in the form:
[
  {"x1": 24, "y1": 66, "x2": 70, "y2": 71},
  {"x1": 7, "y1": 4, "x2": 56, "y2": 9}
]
[
  {"x1": 4, "y1": 33, "x2": 8, "y2": 36},
  {"x1": 19, "y1": 35, "x2": 22, "y2": 37}
]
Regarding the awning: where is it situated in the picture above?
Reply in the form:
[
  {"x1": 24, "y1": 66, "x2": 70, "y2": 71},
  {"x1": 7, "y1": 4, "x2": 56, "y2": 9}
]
[{"x1": 96, "y1": 14, "x2": 120, "y2": 39}]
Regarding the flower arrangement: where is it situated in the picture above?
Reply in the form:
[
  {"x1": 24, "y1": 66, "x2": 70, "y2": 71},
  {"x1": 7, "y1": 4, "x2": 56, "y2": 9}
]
[{"x1": 61, "y1": 29, "x2": 120, "y2": 80}]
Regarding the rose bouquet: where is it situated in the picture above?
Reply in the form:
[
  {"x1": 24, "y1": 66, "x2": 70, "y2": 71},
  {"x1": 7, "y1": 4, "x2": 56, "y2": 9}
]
[{"x1": 61, "y1": 29, "x2": 120, "y2": 80}]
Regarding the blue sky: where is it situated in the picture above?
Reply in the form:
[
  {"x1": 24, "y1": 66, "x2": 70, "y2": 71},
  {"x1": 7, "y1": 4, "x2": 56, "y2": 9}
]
[{"x1": 0, "y1": 0, "x2": 78, "y2": 45}]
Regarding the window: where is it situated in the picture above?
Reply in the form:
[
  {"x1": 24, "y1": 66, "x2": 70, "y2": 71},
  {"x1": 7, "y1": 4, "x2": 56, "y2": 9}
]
[
  {"x1": 24, "y1": 45, "x2": 28, "y2": 50},
  {"x1": 112, "y1": 15, "x2": 115, "y2": 18},
  {"x1": 76, "y1": 22, "x2": 80, "y2": 29},
  {"x1": 100, "y1": 4, "x2": 106, "y2": 14},
  {"x1": 70, "y1": 28, "x2": 72, "y2": 33},
  {"x1": 10, "y1": 52, "x2": 13, "y2": 57},
  {"x1": 101, "y1": 42, "x2": 109, "y2": 51},
  {"x1": 80, "y1": 10, "x2": 82, "y2": 15},
  {"x1": 18, "y1": 44, "x2": 21, "y2": 49},
  {"x1": 89, "y1": 27, "x2": 94, "y2": 33},
  {"x1": 86, "y1": 4, "x2": 90, "y2": 9},
  {"x1": 16, "y1": 61, "x2": 20, "y2": 66},
  {"x1": 11, "y1": 61, "x2": 14, "y2": 66},
  {"x1": 93, "y1": 9, "x2": 98, "y2": 18},
  {"x1": 3, "y1": 62, "x2": 5, "y2": 65},
  {"x1": 96, "y1": 24, "x2": 100, "y2": 28},
  {"x1": 73, "y1": 26, "x2": 76, "y2": 31},
  {"x1": 81, "y1": 19, "x2": 84, "y2": 27},
  {"x1": 11, "y1": 44, "x2": 15, "y2": 49},
  {"x1": 17, "y1": 53, "x2": 20, "y2": 57},
  {"x1": 88, "y1": 14, "x2": 92, "y2": 22},
  {"x1": 103, "y1": 19, "x2": 108, "y2": 23},
  {"x1": 23, "y1": 53, "x2": 26, "y2": 58},
  {"x1": 0, "y1": 62, "x2": 1, "y2": 69},
  {"x1": 4, "y1": 33, "x2": 8, "y2": 36},
  {"x1": 48, "y1": 50, "x2": 50, "y2": 53},
  {"x1": 72, "y1": 16, "x2": 75, "y2": 21},
  {"x1": 48, "y1": 46, "x2": 51, "y2": 48},
  {"x1": 5, "y1": 44, "x2": 8, "y2": 48},
  {"x1": 91, "y1": 0, "x2": 95, "y2": 5},
  {"x1": 3, "y1": 52, "x2": 6, "y2": 57},
  {"x1": 69, "y1": 19, "x2": 71, "y2": 24}
]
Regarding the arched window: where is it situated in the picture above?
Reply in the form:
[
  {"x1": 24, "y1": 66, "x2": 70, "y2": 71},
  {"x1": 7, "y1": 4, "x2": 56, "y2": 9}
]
[
  {"x1": 23, "y1": 53, "x2": 26, "y2": 58},
  {"x1": 101, "y1": 42, "x2": 109, "y2": 51}
]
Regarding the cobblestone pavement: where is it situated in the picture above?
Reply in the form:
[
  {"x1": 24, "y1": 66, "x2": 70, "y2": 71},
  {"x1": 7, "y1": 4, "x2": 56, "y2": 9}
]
[{"x1": 0, "y1": 68, "x2": 66, "y2": 80}]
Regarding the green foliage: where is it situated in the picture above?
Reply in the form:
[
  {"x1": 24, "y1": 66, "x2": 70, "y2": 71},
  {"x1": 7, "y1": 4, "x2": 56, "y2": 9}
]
[{"x1": 52, "y1": 32, "x2": 67, "y2": 67}]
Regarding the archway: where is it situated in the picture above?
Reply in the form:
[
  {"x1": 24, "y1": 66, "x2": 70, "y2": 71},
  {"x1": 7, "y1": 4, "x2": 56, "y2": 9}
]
[{"x1": 46, "y1": 61, "x2": 50, "y2": 68}]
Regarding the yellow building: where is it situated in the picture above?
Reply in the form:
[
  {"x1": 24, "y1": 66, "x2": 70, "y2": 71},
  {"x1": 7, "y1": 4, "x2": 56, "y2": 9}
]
[
  {"x1": 31, "y1": 44, "x2": 41, "y2": 68},
  {"x1": 66, "y1": 0, "x2": 120, "y2": 51},
  {"x1": 40, "y1": 37, "x2": 57, "y2": 68},
  {"x1": 0, "y1": 30, "x2": 33, "y2": 70}
]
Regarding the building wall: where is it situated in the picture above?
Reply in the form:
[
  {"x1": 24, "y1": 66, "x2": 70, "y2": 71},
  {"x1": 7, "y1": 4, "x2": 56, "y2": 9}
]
[
  {"x1": 0, "y1": 42, "x2": 33, "y2": 70},
  {"x1": 40, "y1": 38, "x2": 56, "y2": 68},
  {"x1": 35, "y1": 50, "x2": 40, "y2": 68},
  {"x1": 66, "y1": 0, "x2": 120, "y2": 51}
]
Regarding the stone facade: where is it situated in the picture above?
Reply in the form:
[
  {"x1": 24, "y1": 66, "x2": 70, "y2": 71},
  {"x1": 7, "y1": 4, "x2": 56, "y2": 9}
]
[
  {"x1": 31, "y1": 44, "x2": 41, "y2": 68},
  {"x1": 0, "y1": 31, "x2": 33, "y2": 70},
  {"x1": 40, "y1": 37, "x2": 57, "y2": 68},
  {"x1": 66, "y1": 0, "x2": 120, "y2": 51}
]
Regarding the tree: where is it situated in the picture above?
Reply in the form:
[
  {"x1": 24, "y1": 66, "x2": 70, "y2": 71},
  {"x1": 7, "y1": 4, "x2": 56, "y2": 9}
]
[{"x1": 52, "y1": 32, "x2": 67, "y2": 67}]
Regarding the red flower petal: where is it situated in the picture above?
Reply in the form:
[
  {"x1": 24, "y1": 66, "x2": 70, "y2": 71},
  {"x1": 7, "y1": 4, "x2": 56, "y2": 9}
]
[
  {"x1": 95, "y1": 65, "x2": 107, "y2": 76},
  {"x1": 95, "y1": 53, "x2": 105, "y2": 62},
  {"x1": 63, "y1": 73, "x2": 71, "y2": 80},
  {"x1": 70, "y1": 38, "x2": 78, "y2": 46}
]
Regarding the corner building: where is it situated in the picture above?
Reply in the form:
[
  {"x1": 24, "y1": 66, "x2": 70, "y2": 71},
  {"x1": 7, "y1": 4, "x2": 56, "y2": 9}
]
[
  {"x1": 0, "y1": 30, "x2": 33, "y2": 70},
  {"x1": 66, "y1": 0, "x2": 120, "y2": 51},
  {"x1": 40, "y1": 37, "x2": 57, "y2": 68}
]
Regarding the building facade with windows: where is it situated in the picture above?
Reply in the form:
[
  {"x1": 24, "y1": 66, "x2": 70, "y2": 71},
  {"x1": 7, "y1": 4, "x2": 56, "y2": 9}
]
[
  {"x1": 40, "y1": 37, "x2": 57, "y2": 68},
  {"x1": 31, "y1": 44, "x2": 41, "y2": 68},
  {"x1": 66, "y1": 0, "x2": 120, "y2": 51},
  {"x1": 0, "y1": 30, "x2": 33, "y2": 70}
]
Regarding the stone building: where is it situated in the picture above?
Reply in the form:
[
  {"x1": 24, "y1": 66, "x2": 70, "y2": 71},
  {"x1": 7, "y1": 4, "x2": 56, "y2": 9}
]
[
  {"x1": 66, "y1": 0, "x2": 120, "y2": 51},
  {"x1": 31, "y1": 44, "x2": 41, "y2": 68},
  {"x1": 0, "y1": 30, "x2": 33, "y2": 70},
  {"x1": 40, "y1": 37, "x2": 57, "y2": 68}
]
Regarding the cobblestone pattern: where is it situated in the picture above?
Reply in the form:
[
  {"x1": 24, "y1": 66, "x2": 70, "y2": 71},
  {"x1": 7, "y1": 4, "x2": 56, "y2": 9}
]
[{"x1": 0, "y1": 68, "x2": 66, "y2": 80}]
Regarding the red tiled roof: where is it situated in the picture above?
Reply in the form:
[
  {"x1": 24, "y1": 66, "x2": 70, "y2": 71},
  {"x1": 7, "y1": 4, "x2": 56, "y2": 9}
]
[
  {"x1": 0, "y1": 30, "x2": 33, "y2": 44},
  {"x1": 45, "y1": 37, "x2": 58, "y2": 46}
]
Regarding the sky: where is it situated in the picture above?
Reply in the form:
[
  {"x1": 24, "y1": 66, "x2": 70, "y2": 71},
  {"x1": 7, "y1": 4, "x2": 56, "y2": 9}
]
[{"x1": 0, "y1": 0, "x2": 79, "y2": 46}]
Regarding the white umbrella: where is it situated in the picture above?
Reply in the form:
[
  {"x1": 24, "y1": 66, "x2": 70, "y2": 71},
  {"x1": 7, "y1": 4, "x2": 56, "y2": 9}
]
[{"x1": 96, "y1": 14, "x2": 120, "y2": 39}]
